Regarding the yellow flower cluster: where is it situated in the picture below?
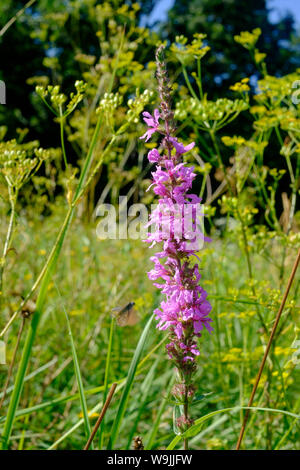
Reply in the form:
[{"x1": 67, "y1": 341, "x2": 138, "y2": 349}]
[
  {"x1": 170, "y1": 33, "x2": 210, "y2": 65},
  {"x1": 234, "y1": 28, "x2": 262, "y2": 50}
]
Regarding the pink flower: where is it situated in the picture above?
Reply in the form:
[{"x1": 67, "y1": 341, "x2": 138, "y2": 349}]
[
  {"x1": 140, "y1": 109, "x2": 160, "y2": 142},
  {"x1": 148, "y1": 148, "x2": 160, "y2": 163},
  {"x1": 169, "y1": 137, "x2": 195, "y2": 154},
  {"x1": 141, "y1": 105, "x2": 212, "y2": 366}
]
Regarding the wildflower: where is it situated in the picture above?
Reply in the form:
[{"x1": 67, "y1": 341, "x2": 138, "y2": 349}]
[
  {"x1": 168, "y1": 137, "x2": 195, "y2": 155},
  {"x1": 172, "y1": 383, "x2": 196, "y2": 402},
  {"x1": 147, "y1": 148, "x2": 160, "y2": 162},
  {"x1": 141, "y1": 45, "x2": 212, "y2": 436}
]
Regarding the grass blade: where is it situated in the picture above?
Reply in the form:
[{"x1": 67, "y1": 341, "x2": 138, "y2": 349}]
[
  {"x1": 98, "y1": 316, "x2": 115, "y2": 448},
  {"x1": 56, "y1": 285, "x2": 92, "y2": 447},
  {"x1": 167, "y1": 406, "x2": 300, "y2": 450},
  {"x1": 0, "y1": 342, "x2": 160, "y2": 426},
  {"x1": 125, "y1": 357, "x2": 159, "y2": 449}
]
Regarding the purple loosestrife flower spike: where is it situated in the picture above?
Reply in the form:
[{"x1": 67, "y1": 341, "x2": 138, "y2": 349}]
[{"x1": 140, "y1": 45, "x2": 213, "y2": 435}]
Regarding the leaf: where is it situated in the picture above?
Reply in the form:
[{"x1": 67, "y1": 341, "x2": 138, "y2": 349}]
[
  {"x1": 167, "y1": 406, "x2": 300, "y2": 450},
  {"x1": 56, "y1": 285, "x2": 92, "y2": 447}
]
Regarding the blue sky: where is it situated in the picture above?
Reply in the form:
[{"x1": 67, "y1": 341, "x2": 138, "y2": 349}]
[
  {"x1": 144, "y1": 0, "x2": 300, "y2": 26},
  {"x1": 269, "y1": 0, "x2": 300, "y2": 24}
]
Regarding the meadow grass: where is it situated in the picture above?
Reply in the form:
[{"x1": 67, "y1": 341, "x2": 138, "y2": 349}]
[{"x1": 0, "y1": 206, "x2": 298, "y2": 450}]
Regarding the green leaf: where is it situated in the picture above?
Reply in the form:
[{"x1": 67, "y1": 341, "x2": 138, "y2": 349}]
[
  {"x1": 167, "y1": 406, "x2": 300, "y2": 450},
  {"x1": 56, "y1": 285, "x2": 92, "y2": 447}
]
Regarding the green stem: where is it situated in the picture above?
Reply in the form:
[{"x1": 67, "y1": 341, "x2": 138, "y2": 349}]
[
  {"x1": 199, "y1": 173, "x2": 207, "y2": 199},
  {"x1": 183, "y1": 398, "x2": 189, "y2": 450},
  {"x1": 59, "y1": 107, "x2": 68, "y2": 169},
  {"x1": 74, "y1": 115, "x2": 103, "y2": 201},
  {"x1": 99, "y1": 316, "x2": 115, "y2": 449},
  {"x1": 0, "y1": 0, "x2": 37, "y2": 38},
  {"x1": 196, "y1": 59, "x2": 203, "y2": 100},
  {"x1": 182, "y1": 65, "x2": 198, "y2": 101},
  {"x1": 57, "y1": 285, "x2": 93, "y2": 446}
]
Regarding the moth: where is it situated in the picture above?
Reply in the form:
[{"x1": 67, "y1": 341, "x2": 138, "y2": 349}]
[
  {"x1": 111, "y1": 301, "x2": 139, "y2": 327},
  {"x1": 10, "y1": 290, "x2": 36, "y2": 318}
]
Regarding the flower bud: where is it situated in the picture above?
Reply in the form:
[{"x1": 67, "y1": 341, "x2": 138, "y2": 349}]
[{"x1": 176, "y1": 415, "x2": 194, "y2": 433}]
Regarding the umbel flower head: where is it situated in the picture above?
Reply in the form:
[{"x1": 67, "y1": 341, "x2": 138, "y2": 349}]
[{"x1": 140, "y1": 46, "x2": 212, "y2": 424}]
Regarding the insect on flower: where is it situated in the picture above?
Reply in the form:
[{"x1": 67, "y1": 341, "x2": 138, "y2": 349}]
[{"x1": 111, "y1": 301, "x2": 139, "y2": 327}]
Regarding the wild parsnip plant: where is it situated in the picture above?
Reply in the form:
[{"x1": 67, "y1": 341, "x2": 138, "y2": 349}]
[
  {"x1": 0, "y1": 139, "x2": 53, "y2": 294},
  {"x1": 0, "y1": 15, "x2": 299, "y2": 451},
  {"x1": 27, "y1": 2, "x2": 158, "y2": 219}
]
